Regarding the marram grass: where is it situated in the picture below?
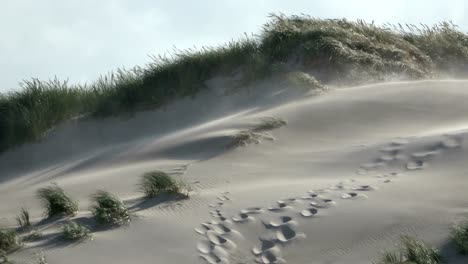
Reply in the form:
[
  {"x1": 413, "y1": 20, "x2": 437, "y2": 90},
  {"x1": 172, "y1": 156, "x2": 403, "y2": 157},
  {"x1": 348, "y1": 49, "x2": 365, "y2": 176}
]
[
  {"x1": 62, "y1": 222, "x2": 91, "y2": 241},
  {"x1": 452, "y1": 221, "x2": 468, "y2": 254},
  {"x1": 375, "y1": 236, "x2": 441, "y2": 264},
  {"x1": 138, "y1": 171, "x2": 190, "y2": 198},
  {"x1": 36, "y1": 184, "x2": 78, "y2": 218},
  {"x1": 2, "y1": 15, "x2": 468, "y2": 153},
  {"x1": 91, "y1": 191, "x2": 130, "y2": 226}
]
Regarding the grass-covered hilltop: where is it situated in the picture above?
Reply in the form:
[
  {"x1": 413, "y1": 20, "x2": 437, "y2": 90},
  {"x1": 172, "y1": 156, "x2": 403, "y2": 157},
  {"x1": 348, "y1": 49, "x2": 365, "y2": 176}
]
[{"x1": 2, "y1": 14, "x2": 468, "y2": 153}]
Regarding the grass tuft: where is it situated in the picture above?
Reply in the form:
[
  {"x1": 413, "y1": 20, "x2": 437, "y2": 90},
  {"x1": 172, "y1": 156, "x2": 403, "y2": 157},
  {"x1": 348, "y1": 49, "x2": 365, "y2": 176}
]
[
  {"x1": 36, "y1": 184, "x2": 78, "y2": 218},
  {"x1": 452, "y1": 221, "x2": 468, "y2": 254},
  {"x1": 0, "y1": 229, "x2": 20, "y2": 254},
  {"x1": 138, "y1": 171, "x2": 189, "y2": 198},
  {"x1": 91, "y1": 191, "x2": 130, "y2": 226},
  {"x1": 15, "y1": 208, "x2": 31, "y2": 229},
  {"x1": 62, "y1": 222, "x2": 91, "y2": 241},
  {"x1": 375, "y1": 236, "x2": 441, "y2": 264}
]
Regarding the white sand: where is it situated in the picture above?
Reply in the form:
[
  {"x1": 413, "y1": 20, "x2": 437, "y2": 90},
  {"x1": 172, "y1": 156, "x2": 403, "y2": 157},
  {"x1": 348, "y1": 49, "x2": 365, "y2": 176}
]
[{"x1": 2, "y1": 80, "x2": 468, "y2": 263}]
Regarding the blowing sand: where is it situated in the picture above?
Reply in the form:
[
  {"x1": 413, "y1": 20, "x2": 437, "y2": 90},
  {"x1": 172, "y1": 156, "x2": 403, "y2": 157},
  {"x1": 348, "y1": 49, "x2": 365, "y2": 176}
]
[{"x1": 1, "y1": 80, "x2": 468, "y2": 263}]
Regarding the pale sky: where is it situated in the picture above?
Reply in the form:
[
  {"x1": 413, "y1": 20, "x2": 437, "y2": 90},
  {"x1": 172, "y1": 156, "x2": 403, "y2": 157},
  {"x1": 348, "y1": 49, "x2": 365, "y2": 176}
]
[{"x1": 1, "y1": 0, "x2": 467, "y2": 92}]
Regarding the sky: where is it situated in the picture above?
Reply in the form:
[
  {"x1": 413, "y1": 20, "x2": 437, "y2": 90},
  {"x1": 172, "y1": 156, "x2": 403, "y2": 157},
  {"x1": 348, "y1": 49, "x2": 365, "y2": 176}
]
[{"x1": 1, "y1": 0, "x2": 467, "y2": 92}]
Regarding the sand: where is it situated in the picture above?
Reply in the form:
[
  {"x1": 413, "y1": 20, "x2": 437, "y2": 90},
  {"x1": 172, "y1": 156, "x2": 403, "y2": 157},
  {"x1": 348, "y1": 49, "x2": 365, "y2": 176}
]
[{"x1": 1, "y1": 80, "x2": 468, "y2": 263}]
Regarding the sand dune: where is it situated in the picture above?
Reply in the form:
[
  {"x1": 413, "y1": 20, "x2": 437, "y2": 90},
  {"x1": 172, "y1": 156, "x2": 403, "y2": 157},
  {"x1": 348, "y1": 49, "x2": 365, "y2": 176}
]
[{"x1": 2, "y1": 80, "x2": 468, "y2": 263}]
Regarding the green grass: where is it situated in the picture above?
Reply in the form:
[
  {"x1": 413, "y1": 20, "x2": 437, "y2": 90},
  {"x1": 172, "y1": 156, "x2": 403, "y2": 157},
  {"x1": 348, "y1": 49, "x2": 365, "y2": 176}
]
[
  {"x1": 138, "y1": 171, "x2": 189, "y2": 198},
  {"x1": 2, "y1": 15, "x2": 468, "y2": 153},
  {"x1": 452, "y1": 221, "x2": 468, "y2": 254},
  {"x1": 15, "y1": 208, "x2": 31, "y2": 229},
  {"x1": 0, "y1": 229, "x2": 20, "y2": 254},
  {"x1": 375, "y1": 236, "x2": 441, "y2": 264},
  {"x1": 62, "y1": 222, "x2": 91, "y2": 241},
  {"x1": 36, "y1": 184, "x2": 78, "y2": 218},
  {"x1": 91, "y1": 191, "x2": 130, "y2": 226}
]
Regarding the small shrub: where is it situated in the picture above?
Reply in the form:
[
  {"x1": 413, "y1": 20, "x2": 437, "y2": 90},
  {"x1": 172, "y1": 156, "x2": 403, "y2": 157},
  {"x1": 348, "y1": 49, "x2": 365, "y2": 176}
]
[
  {"x1": 452, "y1": 221, "x2": 468, "y2": 254},
  {"x1": 139, "y1": 171, "x2": 189, "y2": 198},
  {"x1": 37, "y1": 184, "x2": 78, "y2": 218},
  {"x1": 15, "y1": 208, "x2": 31, "y2": 229},
  {"x1": 0, "y1": 229, "x2": 20, "y2": 253},
  {"x1": 375, "y1": 236, "x2": 441, "y2": 264},
  {"x1": 91, "y1": 191, "x2": 130, "y2": 226},
  {"x1": 62, "y1": 222, "x2": 91, "y2": 241}
]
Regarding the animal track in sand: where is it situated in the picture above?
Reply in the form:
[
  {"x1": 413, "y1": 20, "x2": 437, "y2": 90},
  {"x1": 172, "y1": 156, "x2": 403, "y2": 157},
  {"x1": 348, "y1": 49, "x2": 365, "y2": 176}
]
[
  {"x1": 341, "y1": 192, "x2": 368, "y2": 199},
  {"x1": 196, "y1": 134, "x2": 466, "y2": 263}
]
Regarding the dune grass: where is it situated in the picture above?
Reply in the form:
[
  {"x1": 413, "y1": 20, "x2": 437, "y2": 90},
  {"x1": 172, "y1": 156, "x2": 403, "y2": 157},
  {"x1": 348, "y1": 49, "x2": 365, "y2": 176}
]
[
  {"x1": 36, "y1": 184, "x2": 78, "y2": 218},
  {"x1": 0, "y1": 229, "x2": 20, "y2": 254},
  {"x1": 62, "y1": 222, "x2": 91, "y2": 241},
  {"x1": 15, "y1": 208, "x2": 31, "y2": 229},
  {"x1": 1, "y1": 15, "x2": 468, "y2": 153},
  {"x1": 376, "y1": 236, "x2": 441, "y2": 264},
  {"x1": 91, "y1": 191, "x2": 130, "y2": 226},
  {"x1": 452, "y1": 221, "x2": 468, "y2": 254},
  {"x1": 138, "y1": 171, "x2": 189, "y2": 198}
]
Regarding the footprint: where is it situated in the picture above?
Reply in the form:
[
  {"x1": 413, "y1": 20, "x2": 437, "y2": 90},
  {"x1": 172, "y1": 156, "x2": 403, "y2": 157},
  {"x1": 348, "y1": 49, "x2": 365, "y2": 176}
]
[
  {"x1": 217, "y1": 195, "x2": 230, "y2": 201},
  {"x1": 264, "y1": 216, "x2": 294, "y2": 228},
  {"x1": 200, "y1": 252, "x2": 229, "y2": 264},
  {"x1": 406, "y1": 159, "x2": 425, "y2": 170},
  {"x1": 310, "y1": 198, "x2": 336, "y2": 208},
  {"x1": 341, "y1": 192, "x2": 368, "y2": 199},
  {"x1": 256, "y1": 247, "x2": 286, "y2": 264},
  {"x1": 267, "y1": 201, "x2": 292, "y2": 212},
  {"x1": 209, "y1": 202, "x2": 224, "y2": 208},
  {"x1": 206, "y1": 230, "x2": 236, "y2": 250},
  {"x1": 301, "y1": 208, "x2": 319, "y2": 217},
  {"x1": 352, "y1": 185, "x2": 377, "y2": 191},
  {"x1": 411, "y1": 150, "x2": 439, "y2": 159},
  {"x1": 252, "y1": 238, "x2": 277, "y2": 255},
  {"x1": 240, "y1": 207, "x2": 264, "y2": 215},
  {"x1": 232, "y1": 213, "x2": 254, "y2": 223},
  {"x1": 441, "y1": 136, "x2": 462, "y2": 149},
  {"x1": 276, "y1": 224, "x2": 305, "y2": 242}
]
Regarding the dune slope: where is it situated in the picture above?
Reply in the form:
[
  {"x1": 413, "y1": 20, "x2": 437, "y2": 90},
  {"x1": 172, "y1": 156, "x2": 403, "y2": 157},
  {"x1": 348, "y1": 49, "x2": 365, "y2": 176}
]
[{"x1": 1, "y1": 80, "x2": 468, "y2": 264}]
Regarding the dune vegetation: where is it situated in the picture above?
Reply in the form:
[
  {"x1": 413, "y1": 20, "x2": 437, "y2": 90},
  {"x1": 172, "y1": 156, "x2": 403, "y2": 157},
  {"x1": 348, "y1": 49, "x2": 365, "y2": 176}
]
[
  {"x1": 452, "y1": 221, "x2": 468, "y2": 254},
  {"x1": 139, "y1": 171, "x2": 189, "y2": 198},
  {"x1": 62, "y1": 222, "x2": 91, "y2": 241},
  {"x1": 1, "y1": 15, "x2": 468, "y2": 154},
  {"x1": 36, "y1": 184, "x2": 78, "y2": 218},
  {"x1": 376, "y1": 236, "x2": 441, "y2": 264},
  {"x1": 91, "y1": 191, "x2": 130, "y2": 226}
]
